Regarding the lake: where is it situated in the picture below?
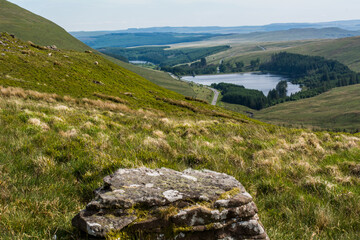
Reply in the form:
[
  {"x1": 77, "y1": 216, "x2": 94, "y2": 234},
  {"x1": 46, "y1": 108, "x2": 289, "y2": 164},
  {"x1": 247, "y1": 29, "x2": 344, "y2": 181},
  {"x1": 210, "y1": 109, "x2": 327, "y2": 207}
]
[{"x1": 182, "y1": 73, "x2": 301, "y2": 96}]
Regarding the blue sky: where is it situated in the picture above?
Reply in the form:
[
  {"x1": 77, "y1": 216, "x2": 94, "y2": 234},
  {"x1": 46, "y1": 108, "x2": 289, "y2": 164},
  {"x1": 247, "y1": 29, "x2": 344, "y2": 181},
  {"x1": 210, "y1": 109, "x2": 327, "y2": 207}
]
[{"x1": 8, "y1": 0, "x2": 360, "y2": 31}]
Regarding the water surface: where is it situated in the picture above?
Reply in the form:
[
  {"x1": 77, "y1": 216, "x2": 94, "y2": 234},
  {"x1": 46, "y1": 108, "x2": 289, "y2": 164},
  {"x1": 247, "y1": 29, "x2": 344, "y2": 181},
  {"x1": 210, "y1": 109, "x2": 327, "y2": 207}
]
[{"x1": 182, "y1": 73, "x2": 301, "y2": 96}]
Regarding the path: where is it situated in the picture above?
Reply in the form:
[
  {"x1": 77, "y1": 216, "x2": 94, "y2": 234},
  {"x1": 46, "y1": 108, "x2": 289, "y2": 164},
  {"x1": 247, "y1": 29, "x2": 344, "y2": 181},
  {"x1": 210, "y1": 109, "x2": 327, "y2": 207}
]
[
  {"x1": 257, "y1": 45, "x2": 266, "y2": 51},
  {"x1": 208, "y1": 87, "x2": 220, "y2": 106},
  {"x1": 168, "y1": 72, "x2": 219, "y2": 105}
]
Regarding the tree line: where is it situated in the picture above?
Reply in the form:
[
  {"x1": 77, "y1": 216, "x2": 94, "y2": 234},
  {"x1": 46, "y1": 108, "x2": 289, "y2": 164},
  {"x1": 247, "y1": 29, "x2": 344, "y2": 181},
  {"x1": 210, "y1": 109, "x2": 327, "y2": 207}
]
[
  {"x1": 211, "y1": 81, "x2": 289, "y2": 110},
  {"x1": 260, "y1": 52, "x2": 360, "y2": 101}
]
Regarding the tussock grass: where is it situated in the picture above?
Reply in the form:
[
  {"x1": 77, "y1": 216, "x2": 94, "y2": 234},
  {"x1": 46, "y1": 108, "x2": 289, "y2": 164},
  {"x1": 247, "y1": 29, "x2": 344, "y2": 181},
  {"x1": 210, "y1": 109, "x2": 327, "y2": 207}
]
[
  {"x1": 0, "y1": 90, "x2": 359, "y2": 239},
  {"x1": 1, "y1": 34, "x2": 360, "y2": 239}
]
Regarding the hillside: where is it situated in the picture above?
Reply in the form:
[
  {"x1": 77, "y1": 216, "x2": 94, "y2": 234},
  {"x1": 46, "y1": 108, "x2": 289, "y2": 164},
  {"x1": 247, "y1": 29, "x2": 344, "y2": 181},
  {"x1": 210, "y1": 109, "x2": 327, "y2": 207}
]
[
  {"x1": 1, "y1": 33, "x2": 360, "y2": 240},
  {"x1": 287, "y1": 36, "x2": 360, "y2": 72},
  {"x1": 0, "y1": 0, "x2": 214, "y2": 105},
  {"x1": 254, "y1": 84, "x2": 360, "y2": 132},
  {"x1": 0, "y1": 0, "x2": 89, "y2": 51},
  {"x1": 217, "y1": 36, "x2": 360, "y2": 73}
]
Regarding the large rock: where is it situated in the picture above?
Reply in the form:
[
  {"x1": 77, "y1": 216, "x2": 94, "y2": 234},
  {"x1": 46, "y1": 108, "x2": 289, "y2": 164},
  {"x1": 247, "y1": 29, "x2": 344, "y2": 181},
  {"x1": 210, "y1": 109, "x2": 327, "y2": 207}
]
[{"x1": 72, "y1": 168, "x2": 269, "y2": 239}]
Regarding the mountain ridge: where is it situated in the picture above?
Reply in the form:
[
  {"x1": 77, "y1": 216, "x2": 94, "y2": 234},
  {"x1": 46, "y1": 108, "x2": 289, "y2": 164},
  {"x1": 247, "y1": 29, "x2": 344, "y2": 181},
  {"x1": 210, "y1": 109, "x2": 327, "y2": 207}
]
[{"x1": 70, "y1": 19, "x2": 360, "y2": 36}]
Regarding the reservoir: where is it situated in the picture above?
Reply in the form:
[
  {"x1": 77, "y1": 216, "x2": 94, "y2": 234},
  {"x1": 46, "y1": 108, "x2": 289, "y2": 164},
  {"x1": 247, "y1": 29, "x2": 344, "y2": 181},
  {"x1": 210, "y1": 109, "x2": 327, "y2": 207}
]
[{"x1": 182, "y1": 73, "x2": 301, "y2": 96}]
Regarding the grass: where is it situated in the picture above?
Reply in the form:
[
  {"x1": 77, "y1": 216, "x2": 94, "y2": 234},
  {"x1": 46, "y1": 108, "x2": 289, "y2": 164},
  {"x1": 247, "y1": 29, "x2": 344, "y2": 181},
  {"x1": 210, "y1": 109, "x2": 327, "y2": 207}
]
[
  {"x1": 208, "y1": 37, "x2": 360, "y2": 73},
  {"x1": 254, "y1": 84, "x2": 360, "y2": 132},
  {"x1": 1, "y1": 33, "x2": 360, "y2": 239},
  {"x1": 286, "y1": 36, "x2": 360, "y2": 72},
  {"x1": 0, "y1": 0, "x2": 213, "y2": 103},
  {"x1": 0, "y1": 0, "x2": 90, "y2": 51},
  {"x1": 99, "y1": 54, "x2": 216, "y2": 102},
  {"x1": 0, "y1": 86, "x2": 360, "y2": 239}
]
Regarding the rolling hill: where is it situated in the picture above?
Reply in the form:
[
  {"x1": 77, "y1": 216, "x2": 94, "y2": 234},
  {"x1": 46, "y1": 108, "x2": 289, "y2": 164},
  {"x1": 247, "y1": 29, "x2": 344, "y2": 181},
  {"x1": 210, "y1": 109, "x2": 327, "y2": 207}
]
[
  {"x1": 217, "y1": 36, "x2": 360, "y2": 72},
  {"x1": 254, "y1": 84, "x2": 360, "y2": 132},
  {"x1": 0, "y1": 0, "x2": 211, "y2": 102},
  {"x1": 286, "y1": 36, "x2": 360, "y2": 72},
  {"x1": 70, "y1": 19, "x2": 360, "y2": 35},
  {"x1": 0, "y1": 0, "x2": 90, "y2": 51},
  {"x1": 1, "y1": 32, "x2": 360, "y2": 240},
  {"x1": 0, "y1": 3, "x2": 360, "y2": 240},
  {"x1": 221, "y1": 27, "x2": 360, "y2": 42}
]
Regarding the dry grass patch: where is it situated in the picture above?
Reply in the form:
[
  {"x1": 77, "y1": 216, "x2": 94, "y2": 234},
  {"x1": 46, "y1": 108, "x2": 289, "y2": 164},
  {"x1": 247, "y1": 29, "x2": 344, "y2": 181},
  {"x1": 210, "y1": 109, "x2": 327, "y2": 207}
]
[
  {"x1": 28, "y1": 118, "x2": 49, "y2": 131},
  {"x1": 59, "y1": 128, "x2": 77, "y2": 138},
  {"x1": 143, "y1": 136, "x2": 172, "y2": 153}
]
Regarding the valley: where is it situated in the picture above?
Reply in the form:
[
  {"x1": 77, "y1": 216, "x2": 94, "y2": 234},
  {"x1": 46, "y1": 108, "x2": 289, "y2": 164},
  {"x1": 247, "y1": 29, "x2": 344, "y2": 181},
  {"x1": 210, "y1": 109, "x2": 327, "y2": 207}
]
[{"x1": 1, "y1": 0, "x2": 360, "y2": 239}]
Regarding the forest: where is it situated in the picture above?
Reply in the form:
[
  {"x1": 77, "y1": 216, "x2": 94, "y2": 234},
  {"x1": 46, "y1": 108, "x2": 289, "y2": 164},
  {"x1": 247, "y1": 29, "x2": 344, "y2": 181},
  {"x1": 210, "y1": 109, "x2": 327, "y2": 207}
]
[
  {"x1": 211, "y1": 83, "x2": 268, "y2": 110},
  {"x1": 260, "y1": 52, "x2": 360, "y2": 100}
]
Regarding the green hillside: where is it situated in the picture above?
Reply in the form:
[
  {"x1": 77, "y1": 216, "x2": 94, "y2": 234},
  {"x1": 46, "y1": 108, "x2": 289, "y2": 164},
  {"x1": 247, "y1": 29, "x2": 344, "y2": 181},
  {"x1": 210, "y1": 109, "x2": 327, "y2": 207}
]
[
  {"x1": 0, "y1": 32, "x2": 197, "y2": 111},
  {"x1": 287, "y1": 36, "x2": 360, "y2": 72},
  {"x1": 0, "y1": 0, "x2": 89, "y2": 51},
  {"x1": 221, "y1": 36, "x2": 360, "y2": 72},
  {"x1": 0, "y1": 0, "x2": 211, "y2": 103},
  {"x1": 1, "y1": 33, "x2": 360, "y2": 240},
  {"x1": 255, "y1": 84, "x2": 360, "y2": 132}
]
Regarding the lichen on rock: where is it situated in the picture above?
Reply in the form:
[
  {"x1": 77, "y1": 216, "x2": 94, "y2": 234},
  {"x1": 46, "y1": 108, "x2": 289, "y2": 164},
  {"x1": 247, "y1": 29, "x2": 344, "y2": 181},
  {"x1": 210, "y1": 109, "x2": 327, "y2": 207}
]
[{"x1": 72, "y1": 168, "x2": 269, "y2": 239}]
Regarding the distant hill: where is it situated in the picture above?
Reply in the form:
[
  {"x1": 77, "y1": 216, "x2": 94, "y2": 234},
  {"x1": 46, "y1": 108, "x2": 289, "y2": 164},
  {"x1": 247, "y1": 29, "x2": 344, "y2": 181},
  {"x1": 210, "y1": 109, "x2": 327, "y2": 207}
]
[
  {"x1": 0, "y1": 0, "x2": 89, "y2": 51},
  {"x1": 71, "y1": 19, "x2": 360, "y2": 36},
  {"x1": 285, "y1": 36, "x2": 360, "y2": 72},
  {"x1": 225, "y1": 36, "x2": 360, "y2": 73},
  {"x1": 216, "y1": 27, "x2": 360, "y2": 42},
  {"x1": 72, "y1": 27, "x2": 360, "y2": 50},
  {"x1": 75, "y1": 32, "x2": 221, "y2": 49}
]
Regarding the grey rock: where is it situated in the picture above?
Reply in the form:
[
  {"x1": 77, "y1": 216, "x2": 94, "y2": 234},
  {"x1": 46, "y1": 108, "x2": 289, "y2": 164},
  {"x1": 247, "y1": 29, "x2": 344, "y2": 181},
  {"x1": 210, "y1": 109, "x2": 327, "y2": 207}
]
[{"x1": 72, "y1": 168, "x2": 269, "y2": 239}]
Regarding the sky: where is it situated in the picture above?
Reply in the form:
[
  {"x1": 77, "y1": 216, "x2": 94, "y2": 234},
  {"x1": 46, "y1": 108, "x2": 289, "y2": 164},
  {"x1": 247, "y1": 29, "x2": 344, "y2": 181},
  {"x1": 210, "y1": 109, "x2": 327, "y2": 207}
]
[{"x1": 7, "y1": 0, "x2": 360, "y2": 31}]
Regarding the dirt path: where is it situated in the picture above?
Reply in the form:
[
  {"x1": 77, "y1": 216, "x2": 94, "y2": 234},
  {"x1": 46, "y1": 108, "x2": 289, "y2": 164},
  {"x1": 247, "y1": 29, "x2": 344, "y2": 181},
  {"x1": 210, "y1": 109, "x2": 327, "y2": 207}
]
[{"x1": 208, "y1": 87, "x2": 220, "y2": 105}]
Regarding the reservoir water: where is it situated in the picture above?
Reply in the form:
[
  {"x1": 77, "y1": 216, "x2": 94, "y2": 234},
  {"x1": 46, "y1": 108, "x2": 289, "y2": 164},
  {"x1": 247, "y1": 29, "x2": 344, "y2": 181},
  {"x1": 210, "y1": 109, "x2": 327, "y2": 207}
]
[{"x1": 182, "y1": 73, "x2": 301, "y2": 96}]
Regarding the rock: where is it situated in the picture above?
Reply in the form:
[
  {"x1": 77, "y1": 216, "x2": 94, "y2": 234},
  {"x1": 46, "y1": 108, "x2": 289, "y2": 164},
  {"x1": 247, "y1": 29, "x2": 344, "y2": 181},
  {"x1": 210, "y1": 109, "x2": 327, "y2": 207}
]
[
  {"x1": 85, "y1": 50, "x2": 93, "y2": 53},
  {"x1": 92, "y1": 80, "x2": 104, "y2": 85},
  {"x1": 72, "y1": 168, "x2": 269, "y2": 239}
]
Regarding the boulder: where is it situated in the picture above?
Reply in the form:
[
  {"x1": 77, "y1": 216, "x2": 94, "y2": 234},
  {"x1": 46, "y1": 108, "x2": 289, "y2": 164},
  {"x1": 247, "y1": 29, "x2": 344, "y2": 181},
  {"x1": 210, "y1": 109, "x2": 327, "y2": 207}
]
[{"x1": 72, "y1": 168, "x2": 269, "y2": 239}]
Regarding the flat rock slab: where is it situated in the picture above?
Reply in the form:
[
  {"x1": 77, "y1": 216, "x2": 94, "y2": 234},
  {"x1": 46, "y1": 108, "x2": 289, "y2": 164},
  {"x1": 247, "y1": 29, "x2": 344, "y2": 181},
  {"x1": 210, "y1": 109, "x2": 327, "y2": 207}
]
[{"x1": 72, "y1": 168, "x2": 269, "y2": 239}]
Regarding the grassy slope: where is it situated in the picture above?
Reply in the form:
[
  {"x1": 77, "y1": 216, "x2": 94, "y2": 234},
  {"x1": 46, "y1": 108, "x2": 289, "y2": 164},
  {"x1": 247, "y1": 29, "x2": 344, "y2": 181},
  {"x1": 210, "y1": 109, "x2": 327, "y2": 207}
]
[
  {"x1": 0, "y1": 0, "x2": 90, "y2": 51},
  {"x1": 286, "y1": 36, "x2": 360, "y2": 72},
  {"x1": 0, "y1": 33, "x2": 360, "y2": 240},
  {"x1": 255, "y1": 84, "x2": 360, "y2": 131},
  {"x1": 220, "y1": 37, "x2": 360, "y2": 72},
  {"x1": 101, "y1": 54, "x2": 198, "y2": 98},
  {"x1": 0, "y1": 0, "x2": 213, "y2": 105}
]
